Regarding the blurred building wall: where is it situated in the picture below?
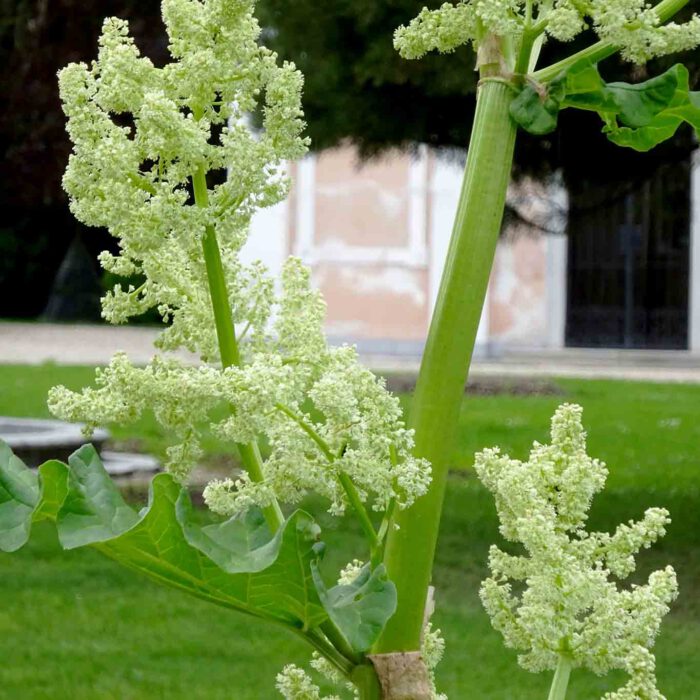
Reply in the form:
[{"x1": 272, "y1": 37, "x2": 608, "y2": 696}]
[{"x1": 245, "y1": 144, "x2": 698, "y2": 357}]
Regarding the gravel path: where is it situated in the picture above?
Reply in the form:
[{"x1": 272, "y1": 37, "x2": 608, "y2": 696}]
[{"x1": 2, "y1": 322, "x2": 700, "y2": 383}]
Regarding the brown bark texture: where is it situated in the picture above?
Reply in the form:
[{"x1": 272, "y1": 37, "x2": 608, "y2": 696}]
[{"x1": 368, "y1": 652, "x2": 432, "y2": 700}]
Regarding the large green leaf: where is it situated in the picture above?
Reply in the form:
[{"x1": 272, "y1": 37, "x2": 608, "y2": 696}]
[
  {"x1": 606, "y1": 68, "x2": 680, "y2": 128},
  {"x1": 312, "y1": 562, "x2": 397, "y2": 654},
  {"x1": 511, "y1": 61, "x2": 700, "y2": 152},
  {"x1": 0, "y1": 442, "x2": 39, "y2": 552},
  {"x1": 0, "y1": 439, "x2": 327, "y2": 632},
  {"x1": 606, "y1": 66, "x2": 700, "y2": 150},
  {"x1": 58, "y1": 444, "x2": 139, "y2": 549}
]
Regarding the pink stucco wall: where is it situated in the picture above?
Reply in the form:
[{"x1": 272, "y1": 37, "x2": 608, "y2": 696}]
[{"x1": 285, "y1": 146, "x2": 554, "y2": 348}]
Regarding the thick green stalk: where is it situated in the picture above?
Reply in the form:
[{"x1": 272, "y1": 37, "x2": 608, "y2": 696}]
[
  {"x1": 547, "y1": 656, "x2": 572, "y2": 700},
  {"x1": 191, "y1": 165, "x2": 284, "y2": 532},
  {"x1": 352, "y1": 664, "x2": 383, "y2": 700},
  {"x1": 375, "y1": 80, "x2": 518, "y2": 652}
]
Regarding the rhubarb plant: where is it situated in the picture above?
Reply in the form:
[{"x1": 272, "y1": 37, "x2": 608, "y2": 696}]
[
  {"x1": 475, "y1": 405, "x2": 677, "y2": 700},
  {"x1": 1, "y1": 0, "x2": 700, "y2": 698}
]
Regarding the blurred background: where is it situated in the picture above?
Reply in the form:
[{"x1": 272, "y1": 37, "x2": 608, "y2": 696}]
[
  {"x1": 2, "y1": 0, "x2": 700, "y2": 357},
  {"x1": 1, "y1": 2, "x2": 700, "y2": 699}
]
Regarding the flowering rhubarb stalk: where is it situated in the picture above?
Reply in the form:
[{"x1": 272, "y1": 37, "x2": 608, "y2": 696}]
[
  {"x1": 476, "y1": 404, "x2": 677, "y2": 699},
  {"x1": 5, "y1": 0, "x2": 430, "y2": 696},
  {"x1": 1, "y1": 1, "x2": 700, "y2": 699},
  {"x1": 52, "y1": 2, "x2": 430, "y2": 527},
  {"x1": 376, "y1": 2, "x2": 700, "y2": 685}
]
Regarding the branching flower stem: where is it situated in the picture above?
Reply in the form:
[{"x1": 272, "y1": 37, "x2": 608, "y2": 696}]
[
  {"x1": 515, "y1": 0, "x2": 546, "y2": 77},
  {"x1": 533, "y1": 0, "x2": 692, "y2": 82},
  {"x1": 191, "y1": 159, "x2": 285, "y2": 533},
  {"x1": 338, "y1": 471, "x2": 383, "y2": 568},
  {"x1": 547, "y1": 656, "x2": 573, "y2": 700},
  {"x1": 304, "y1": 628, "x2": 356, "y2": 678},
  {"x1": 192, "y1": 161, "x2": 362, "y2": 672},
  {"x1": 274, "y1": 402, "x2": 383, "y2": 566}
]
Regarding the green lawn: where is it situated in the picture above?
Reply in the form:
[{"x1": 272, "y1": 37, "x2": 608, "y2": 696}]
[{"x1": 0, "y1": 364, "x2": 699, "y2": 699}]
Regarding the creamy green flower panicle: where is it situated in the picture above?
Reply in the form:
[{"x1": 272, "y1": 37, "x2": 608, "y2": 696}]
[
  {"x1": 276, "y1": 664, "x2": 343, "y2": 700},
  {"x1": 58, "y1": 2, "x2": 307, "y2": 361},
  {"x1": 276, "y1": 652, "x2": 362, "y2": 700},
  {"x1": 588, "y1": 0, "x2": 700, "y2": 63},
  {"x1": 395, "y1": 0, "x2": 700, "y2": 64},
  {"x1": 393, "y1": 2, "x2": 477, "y2": 59},
  {"x1": 276, "y1": 652, "x2": 360, "y2": 700},
  {"x1": 51, "y1": 0, "x2": 430, "y2": 520},
  {"x1": 337, "y1": 559, "x2": 366, "y2": 586},
  {"x1": 200, "y1": 326, "x2": 431, "y2": 517},
  {"x1": 475, "y1": 404, "x2": 678, "y2": 699},
  {"x1": 422, "y1": 623, "x2": 448, "y2": 700}
]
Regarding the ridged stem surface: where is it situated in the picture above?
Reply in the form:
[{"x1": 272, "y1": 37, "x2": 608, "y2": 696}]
[{"x1": 376, "y1": 80, "x2": 518, "y2": 652}]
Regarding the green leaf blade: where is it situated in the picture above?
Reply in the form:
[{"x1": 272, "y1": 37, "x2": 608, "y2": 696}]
[
  {"x1": 176, "y1": 488, "x2": 327, "y2": 629},
  {"x1": 607, "y1": 115, "x2": 685, "y2": 152},
  {"x1": 34, "y1": 459, "x2": 70, "y2": 523},
  {"x1": 510, "y1": 85, "x2": 560, "y2": 135},
  {"x1": 606, "y1": 65, "x2": 683, "y2": 128},
  {"x1": 0, "y1": 439, "x2": 39, "y2": 552},
  {"x1": 514, "y1": 61, "x2": 700, "y2": 152},
  {"x1": 57, "y1": 444, "x2": 139, "y2": 549},
  {"x1": 0, "y1": 440, "x2": 329, "y2": 634},
  {"x1": 313, "y1": 563, "x2": 397, "y2": 654}
]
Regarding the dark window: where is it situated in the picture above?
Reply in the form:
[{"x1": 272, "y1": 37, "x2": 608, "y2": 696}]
[{"x1": 566, "y1": 159, "x2": 691, "y2": 350}]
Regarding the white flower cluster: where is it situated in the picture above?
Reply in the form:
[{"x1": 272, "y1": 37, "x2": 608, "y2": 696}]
[
  {"x1": 475, "y1": 404, "x2": 678, "y2": 699},
  {"x1": 546, "y1": 0, "x2": 700, "y2": 62},
  {"x1": 276, "y1": 664, "x2": 343, "y2": 700},
  {"x1": 59, "y1": 0, "x2": 307, "y2": 361},
  {"x1": 276, "y1": 652, "x2": 359, "y2": 700},
  {"x1": 337, "y1": 559, "x2": 366, "y2": 586},
  {"x1": 51, "y1": 0, "x2": 430, "y2": 520},
  {"x1": 587, "y1": 0, "x2": 700, "y2": 63},
  {"x1": 394, "y1": 0, "x2": 700, "y2": 64},
  {"x1": 394, "y1": 2, "x2": 477, "y2": 59},
  {"x1": 422, "y1": 623, "x2": 448, "y2": 700},
  {"x1": 201, "y1": 260, "x2": 430, "y2": 516}
]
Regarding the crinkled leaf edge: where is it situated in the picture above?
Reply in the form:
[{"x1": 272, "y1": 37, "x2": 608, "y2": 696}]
[{"x1": 511, "y1": 61, "x2": 700, "y2": 152}]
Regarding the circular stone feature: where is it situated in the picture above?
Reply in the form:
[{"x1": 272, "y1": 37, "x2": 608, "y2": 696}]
[
  {"x1": 0, "y1": 416, "x2": 109, "y2": 467},
  {"x1": 101, "y1": 451, "x2": 160, "y2": 477}
]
